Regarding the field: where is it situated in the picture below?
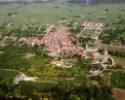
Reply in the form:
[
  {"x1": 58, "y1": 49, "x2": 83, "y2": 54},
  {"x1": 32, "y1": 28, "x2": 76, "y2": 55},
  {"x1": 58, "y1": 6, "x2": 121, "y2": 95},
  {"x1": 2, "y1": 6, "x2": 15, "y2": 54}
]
[
  {"x1": 0, "y1": 1, "x2": 125, "y2": 27},
  {"x1": 113, "y1": 56, "x2": 125, "y2": 66}
]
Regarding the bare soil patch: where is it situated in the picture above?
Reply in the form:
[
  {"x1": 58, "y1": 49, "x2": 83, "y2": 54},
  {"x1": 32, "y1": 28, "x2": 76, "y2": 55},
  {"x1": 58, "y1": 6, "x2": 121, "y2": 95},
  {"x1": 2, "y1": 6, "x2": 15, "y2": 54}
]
[{"x1": 112, "y1": 88, "x2": 125, "y2": 100}]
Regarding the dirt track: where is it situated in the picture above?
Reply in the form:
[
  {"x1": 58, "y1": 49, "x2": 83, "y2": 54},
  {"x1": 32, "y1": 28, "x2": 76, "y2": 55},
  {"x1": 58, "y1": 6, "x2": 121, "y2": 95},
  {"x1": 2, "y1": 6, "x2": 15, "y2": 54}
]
[{"x1": 112, "y1": 88, "x2": 125, "y2": 100}]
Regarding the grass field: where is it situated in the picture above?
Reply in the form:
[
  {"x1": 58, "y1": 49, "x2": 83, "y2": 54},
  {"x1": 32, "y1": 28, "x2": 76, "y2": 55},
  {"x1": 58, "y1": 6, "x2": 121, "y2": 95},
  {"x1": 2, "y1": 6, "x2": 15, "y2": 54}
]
[
  {"x1": 0, "y1": 70, "x2": 18, "y2": 84},
  {"x1": 0, "y1": 1, "x2": 125, "y2": 26}
]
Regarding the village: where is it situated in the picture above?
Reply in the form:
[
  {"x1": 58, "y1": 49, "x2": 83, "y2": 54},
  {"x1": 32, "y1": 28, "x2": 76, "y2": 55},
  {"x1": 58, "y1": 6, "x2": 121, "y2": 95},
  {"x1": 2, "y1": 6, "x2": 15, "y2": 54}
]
[
  {"x1": 1, "y1": 0, "x2": 125, "y2": 99},
  {"x1": 0, "y1": 21, "x2": 115, "y2": 77}
]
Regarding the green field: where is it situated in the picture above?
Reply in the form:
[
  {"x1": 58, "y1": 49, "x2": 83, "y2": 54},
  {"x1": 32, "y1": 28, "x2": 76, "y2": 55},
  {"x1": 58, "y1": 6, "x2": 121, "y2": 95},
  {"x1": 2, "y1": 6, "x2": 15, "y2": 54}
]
[{"x1": 0, "y1": 1, "x2": 125, "y2": 26}]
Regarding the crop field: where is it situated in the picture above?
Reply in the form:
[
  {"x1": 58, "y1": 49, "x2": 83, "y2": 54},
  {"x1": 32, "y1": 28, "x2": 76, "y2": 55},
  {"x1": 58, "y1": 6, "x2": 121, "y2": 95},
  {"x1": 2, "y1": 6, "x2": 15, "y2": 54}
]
[
  {"x1": 113, "y1": 56, "x2": 125, "y2": 66},
  {"x1": 0, "y1": 1, "x2": 125, "y2": 26}
]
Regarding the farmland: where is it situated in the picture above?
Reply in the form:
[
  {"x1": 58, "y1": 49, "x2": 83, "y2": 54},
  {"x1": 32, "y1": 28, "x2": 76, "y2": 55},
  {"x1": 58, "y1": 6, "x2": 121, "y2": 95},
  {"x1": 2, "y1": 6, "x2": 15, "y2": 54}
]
[
  {"x1": 0, "y1": 2, "x2": 125, "y2": 26},
  {"x1": 0, "y1": 1, "x2": 125, "y2": 100}
]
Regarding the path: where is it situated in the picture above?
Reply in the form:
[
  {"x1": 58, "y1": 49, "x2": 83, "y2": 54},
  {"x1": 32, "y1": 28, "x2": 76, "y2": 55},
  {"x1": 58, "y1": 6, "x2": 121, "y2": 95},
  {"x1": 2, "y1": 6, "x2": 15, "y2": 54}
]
[
  {"x1": 112, "y1": 88, "x2": 125, "y2": 100},
  {"x1": 0, "y1": 69, "x2": 38, "y2": 84}
]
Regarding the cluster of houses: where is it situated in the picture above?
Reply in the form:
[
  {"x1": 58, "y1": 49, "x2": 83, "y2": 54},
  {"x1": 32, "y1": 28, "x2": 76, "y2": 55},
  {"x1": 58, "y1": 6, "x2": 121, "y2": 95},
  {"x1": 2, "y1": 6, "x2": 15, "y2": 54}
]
[
  {"x1": 18, "y1": 25, "x2": 85, "y2": 68},
  {"x1": 81, "y1": 22, "x2": 104, "y2": 33},
  {"x1": 18, "y1": 24, "x2": 114, "y2": 75},
  {"x1": 85, "y1": 44, "x2": 114, "y2": 75},
  {"x1": 0, "y1": 20, "x2": 115, "y2": 76},
  {"x1": 42, "y1": 25, "x2": 85, "y2": 58},
  {"x1": 0, "y1": 21, "x2": 114, "y2": 75},
  {"x1": 76, "y1": 22, "x2": 105, "y2": 45}
]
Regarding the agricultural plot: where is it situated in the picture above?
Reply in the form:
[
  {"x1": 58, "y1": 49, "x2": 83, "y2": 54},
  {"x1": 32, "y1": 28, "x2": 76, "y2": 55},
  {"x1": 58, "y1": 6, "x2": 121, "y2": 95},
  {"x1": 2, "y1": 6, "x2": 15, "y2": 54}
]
[{"x1": 0, "y1": 2, "x2": 125, "y2": 26}]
